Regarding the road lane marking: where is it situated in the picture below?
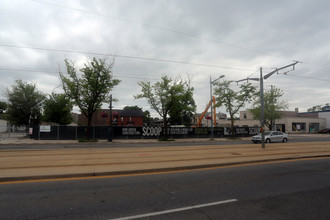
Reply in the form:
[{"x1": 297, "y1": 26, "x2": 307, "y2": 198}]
[{"x1": 109, "y1": 199, "x2": 237, "y2": 220}]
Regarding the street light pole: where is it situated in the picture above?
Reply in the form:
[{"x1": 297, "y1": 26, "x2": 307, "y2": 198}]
[
  {"x1": 237, "y1": 61, "x2": 299, "y2": 149},
  {"x1": 243, "y1": 75, "x2": 265, "y2": 147},
  {"x1": 210, "y1": 75, "x2": 225, "y2": 140},
  {"x1": 260, "y1": 67, "x2": 265, "y2": 149}
]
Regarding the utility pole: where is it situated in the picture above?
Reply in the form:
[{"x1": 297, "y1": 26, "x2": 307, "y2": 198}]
[
  {"x1": 236, "y1": 61, "x2": 299, "y2": 149},
  {"x1": 210, "y1": 75, "x2": 225, "y2": 140},
  {"x1": 108, "y1": 94, "x2": 113, "y2": 142}
]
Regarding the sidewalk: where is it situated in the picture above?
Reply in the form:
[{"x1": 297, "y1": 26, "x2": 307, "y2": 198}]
[
  {"x1": 1, "y1": 139, "x2": 330, "y2": 182},
  {"x1": 0, "y1": 137, "x2": 251, "y2": 145},
  {"x1": 0, "y1": 133, "x2": 327, "y2": 145}
]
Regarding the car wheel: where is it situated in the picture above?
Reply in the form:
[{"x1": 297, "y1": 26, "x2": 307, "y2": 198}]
[
  {"x1": 282, "y1": 138, "x2": 288, "y2": 143},
  {"x1": 266, "y1": 139, "x2": 271, "y2": 143}
]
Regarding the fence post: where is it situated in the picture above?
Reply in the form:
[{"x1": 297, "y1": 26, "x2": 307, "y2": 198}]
[{"x1": 57, "y1": 125, "x2": 59, "y2": 140}]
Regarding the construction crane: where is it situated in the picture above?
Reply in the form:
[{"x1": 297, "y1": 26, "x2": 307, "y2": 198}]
[{"x1": 197, "y1": 96, "x2": 216, "y2": 127}]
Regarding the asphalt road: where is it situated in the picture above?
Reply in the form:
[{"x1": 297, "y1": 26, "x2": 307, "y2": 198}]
[
  {"x1": 1, "y1": 134, "x2": 330, "y2": 150},
  {"x1": 1, "y1": 158, "x2": 330, "y2": 219}
]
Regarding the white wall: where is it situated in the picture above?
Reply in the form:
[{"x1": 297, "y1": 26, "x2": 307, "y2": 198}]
[
  {"x1": 318, "y1": 112, "x2": 330, "y2": 128},
  {"x1": 0, "y1": 119, "x2": 7, "y2": 132},
  {"x1": 234, "y1": 116, "x2": 326, "y2": 133}
]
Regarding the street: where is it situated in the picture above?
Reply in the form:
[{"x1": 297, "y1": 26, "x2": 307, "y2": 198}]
[{"x1": 1, "y1": 158, "x2": 330, "y2": 219}]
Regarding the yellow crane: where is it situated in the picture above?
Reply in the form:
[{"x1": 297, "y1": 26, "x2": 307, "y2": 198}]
[{"x1": 197, "y1": 96, "x2": 216, "y2": 127}]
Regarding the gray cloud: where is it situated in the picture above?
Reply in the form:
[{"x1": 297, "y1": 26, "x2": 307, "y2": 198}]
[{"x1": 1, "y1": 0, "x2": 330, "y2": 116}]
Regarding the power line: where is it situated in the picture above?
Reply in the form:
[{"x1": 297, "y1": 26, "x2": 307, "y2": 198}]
[
  {"x1": 0, "y1": 66, "x2": 247, "y2": 85},
  {"x1": 31, "y1": 0, "x2": 295, "y2": 62},
  {"x1": 0, "y1": 67, "x2": 57, "y2": 74},
  {"x1": 285, "y1": 73, "x2": 330, "y2": 82},
  {"x1": 261, "y1": 81, "x2": 329, "y2": 95},
  {"x1": 0, "y1": 66, "x2": 172, "y2": 81},
  {"x1": 283, "y1": 89, "x2": 327, "y2": 95},
  {"x1": 0, "y1": 44, "x2": 255, "y2": 71}
]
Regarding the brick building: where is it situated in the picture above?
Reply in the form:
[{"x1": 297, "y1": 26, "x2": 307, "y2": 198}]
[{"x1": 78, "y1": 109, "x2": 144, "y2": 126}]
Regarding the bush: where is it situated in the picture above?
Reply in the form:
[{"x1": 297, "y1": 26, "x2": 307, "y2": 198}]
[
  {"x1": 78, "y1": 138, "x2": 98, "y2": 142},
  {"x1": 158, "y1": 137, "x2": 175, "y2": 142}
]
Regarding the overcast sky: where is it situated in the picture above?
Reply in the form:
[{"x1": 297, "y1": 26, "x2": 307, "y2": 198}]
[{"x1": 1, "y1": 0, "x2": 330, "y2": 117}]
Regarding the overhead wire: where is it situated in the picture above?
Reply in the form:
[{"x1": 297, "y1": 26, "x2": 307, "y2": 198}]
[
  {"x1": 0, "y1": 66, "x2": 252, "y2": 85},
  {"x1": 0, "y1": 66, "x2": 161, "y2": 81},
  {"x1": 282, "y1": 88, "x2": 327, "y2": 95},
  {"x1": 284, "y1": 73, "x2": 330, "y2": 82},
  {"x1": 17, "y1": 0, "x2": 330, "y2": 74},
  {"x1": 3, "y1": 65, "x2": 326, "y2": 87},
  {"x1": 261, "y1": 81, "x2": 328, "y2": 96},
  {"x1": 31, "y1": 0, "x2": 296, "y2": 63},
  {"x1": 2, "y1": 1, "x2": 327, "y2": 89},
  {"x1": 0, "y1": 44, "x2": 255, "y2": 71}
]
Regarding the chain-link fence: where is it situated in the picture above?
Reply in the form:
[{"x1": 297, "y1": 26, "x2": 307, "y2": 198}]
[
  {"x1": 0, "y1": 125, "x2": 29, "y2": 141},
  {"x1": 28, "y1": 125, "x2": 261, "y2": 140}
]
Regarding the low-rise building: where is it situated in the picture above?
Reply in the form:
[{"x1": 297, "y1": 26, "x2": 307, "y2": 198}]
[
  {"x1": 235, "y1": 108, "x2": 326, "y2": 133},
  {"x1": 315, "y1": 110, "x2": 330, "y2": 128},
  {"x1": 78, "y1": 109, "x2": 144, "y2": 126},
  {"x1": 193, "y1": 108, "x2": 329, "y2": 134}
]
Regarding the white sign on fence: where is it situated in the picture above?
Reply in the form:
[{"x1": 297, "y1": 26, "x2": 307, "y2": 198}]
[
  {"x1": 40, "y1": 125, "x2": 51, "y2": 132},
  {"x1": 142, "y1": 127, "x2": 162, "y2": 136}
]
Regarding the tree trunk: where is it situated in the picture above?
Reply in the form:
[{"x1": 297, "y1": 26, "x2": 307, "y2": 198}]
[
  {"x1": 230, "y1": 117, "x2": 235, "y2": 137},
  {"x1": 86, "y1": 116, "x2": 92, "y2": 140},
  {"x1": 268, "y1": 120, "x2": 274, "y2": 131},
  {"x1": 163, "y1": 116, "x2": 168, "y2": 140}
]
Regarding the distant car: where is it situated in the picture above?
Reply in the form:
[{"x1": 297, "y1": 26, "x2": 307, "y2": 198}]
[
  {"x1": 318, "y1": 128, "x2": 330, "y2": 134},
  {"x1": 252, "y1": 131, "x2": 288, "y2": 143}
]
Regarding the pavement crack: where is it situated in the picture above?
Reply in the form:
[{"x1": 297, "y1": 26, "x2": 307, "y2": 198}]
[
  {"x1": 149, "y1": 181, "x2": 177, "y2": 199},
  {"x1": 193, "y1": 206, "x2": 214, "y2": 220}
]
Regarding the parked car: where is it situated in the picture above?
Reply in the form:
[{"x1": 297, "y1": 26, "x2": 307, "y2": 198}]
[
  {"x1": 318, "y1": 128, "x2": 330, "y2": 134},
  {"x1": 252, "y1": 131, "x2": 288, "y2": 143}
]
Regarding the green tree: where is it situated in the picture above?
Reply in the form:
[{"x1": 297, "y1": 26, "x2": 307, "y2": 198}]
[
  {"x1": 249, "y1": 86, "x2": 288, "y2": 131},
  {"x1": 43, "y1": 93, "x2": 73, "y2": 125},
  {"x1": 60, "y1": 57, "x2": 120, "y2": 139},
  {"x1": 168, "y1": 78, "x2": 195, "y2": 126},
  {"x1": 307, "y1": 103, "x2": 330, "y2": 112},
  {"x1": 123, "y1": 106, "x2": 152, "y2": 124},
  {"x1": 0, "y1": 101, "x2": 7, "y2": 114},
  {"x1": 307, "y1": 105, "x2": 322, "y2": 112},
  {"x1": 5, "y1": 79, "x2": 46, "y2": 125},
  {"x1": 135, "y1": 75, "x2": 196, "y2": 139},
  {"x1": 143, "y1": 110, "x2": 152, "y2": 125},
  {"x1": 213, "y1": 80, "x2": 256, "y2": 137},
  {"x1": 123, "y1": 106, "x2": 142, "y2": 111}
]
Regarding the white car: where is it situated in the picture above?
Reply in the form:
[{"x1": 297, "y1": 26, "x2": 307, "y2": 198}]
[{"x1": 252, "y1": 131, "x2": 288, "y2": 143}]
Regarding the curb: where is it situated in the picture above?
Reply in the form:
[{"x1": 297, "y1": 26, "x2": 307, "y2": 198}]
[{"x1": 2, "y1": 154, "x2": 330, "y2": 183}]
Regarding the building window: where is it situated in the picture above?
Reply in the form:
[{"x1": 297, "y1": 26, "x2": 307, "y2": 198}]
[
  {"x1": 244, "y1": 113, "x2": 247, "y2": 119},
  {"x1": 309, "y1": 123, "x2": 319, "y2": 132},
  {"x1": 292, "y1": 123, "x2": 306, "y2": 131}
]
